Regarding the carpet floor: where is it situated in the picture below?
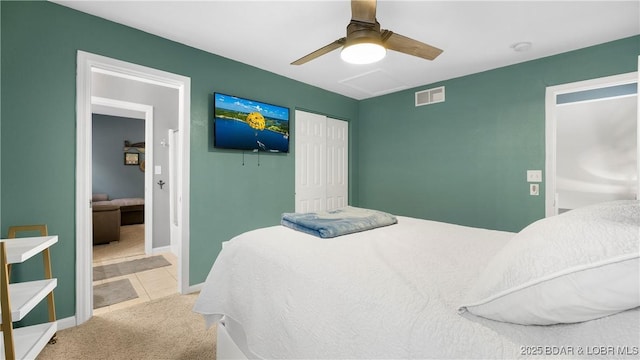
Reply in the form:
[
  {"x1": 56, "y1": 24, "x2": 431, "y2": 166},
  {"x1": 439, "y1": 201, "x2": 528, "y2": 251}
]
[{"x1": 37, "y1": 293, "x2": 216, "y2": 360}]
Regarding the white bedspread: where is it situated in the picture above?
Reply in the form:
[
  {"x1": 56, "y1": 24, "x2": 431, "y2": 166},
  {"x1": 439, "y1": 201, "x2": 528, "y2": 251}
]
[{"x1": 193, "y1": 216, "x2": 640, "y2": 359}]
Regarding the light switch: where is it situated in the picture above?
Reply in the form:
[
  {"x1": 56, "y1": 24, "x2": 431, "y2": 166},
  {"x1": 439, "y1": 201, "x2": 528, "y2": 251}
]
[
  {"x1": 527, "y1": 170, "x2": 542, "y2": 183},
  {"x1": 155, "y1": 166, "x2": 162, "y2": 175}
]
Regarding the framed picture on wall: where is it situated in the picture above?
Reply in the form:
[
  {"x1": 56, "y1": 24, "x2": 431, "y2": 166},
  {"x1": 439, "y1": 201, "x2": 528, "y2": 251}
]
[{"x1": 124, "y1": 152, "x2": 139, "y2": 165}]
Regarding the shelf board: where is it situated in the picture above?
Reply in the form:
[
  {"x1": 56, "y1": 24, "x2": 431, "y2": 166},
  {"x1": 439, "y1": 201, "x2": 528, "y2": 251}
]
[
  {"x1": 0, "y1": 279, "x2": 57, "y2": 322},
  {"x1": 0, "y1": 321, "x2": 57, "y2": 360},
  {"x1": 0, "y1": 236, "x2": 58, "y2": 264}
]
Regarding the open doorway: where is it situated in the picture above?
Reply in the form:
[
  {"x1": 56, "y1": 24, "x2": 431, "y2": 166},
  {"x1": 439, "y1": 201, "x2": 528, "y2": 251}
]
[
  {"x1": 76, "y1": 51, "x2": 191, "y2": 326},
  {"x1": 92, "y1": 110, "x2": 147, "y2": 263},
  {"x1": 545, "y1": 72, "x2": 638, "y2": 217},
  {"x1": 90, "y1": 98, "x2": 173, "y2": 313}
]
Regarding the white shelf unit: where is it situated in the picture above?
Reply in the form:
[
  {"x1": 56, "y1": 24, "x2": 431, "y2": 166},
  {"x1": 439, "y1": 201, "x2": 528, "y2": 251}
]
[{"x1": 0, "y1": 236, "x2": 58, "y2": 360}]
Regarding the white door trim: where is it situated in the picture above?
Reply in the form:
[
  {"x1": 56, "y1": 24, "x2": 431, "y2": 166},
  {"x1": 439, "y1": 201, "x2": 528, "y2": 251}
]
[
  {"x1": 544, "y1": 71, "x2": 637, "y2": 217},
  {"x1": 168, "y1": 128, "x2": 180, "y2": 256},
  {"x1": 91, "y1": 96, "x2": 154, "y2": 256},
  {"x1": 76, "y1": 51, "x2": 192, "y2": 326}
]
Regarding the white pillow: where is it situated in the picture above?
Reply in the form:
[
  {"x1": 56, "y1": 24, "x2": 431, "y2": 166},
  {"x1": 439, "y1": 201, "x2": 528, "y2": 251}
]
[{"x1": 458, "y1": 200, "x2": 640, "y2": 325}]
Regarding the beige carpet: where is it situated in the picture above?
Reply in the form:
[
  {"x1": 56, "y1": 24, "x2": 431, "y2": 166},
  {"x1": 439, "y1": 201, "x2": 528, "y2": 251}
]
[{"x1": 37, "y1": 293, "x2": 216, "y2": 360}]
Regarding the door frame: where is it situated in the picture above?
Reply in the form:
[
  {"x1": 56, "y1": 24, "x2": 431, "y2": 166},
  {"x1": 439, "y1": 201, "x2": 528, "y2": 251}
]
[
  {"x1": 76, "y1": 51, "x2": 192, "y2": 325},
  {"x1": 544, "y1": 71, "x2": 637, "y2": 217}
]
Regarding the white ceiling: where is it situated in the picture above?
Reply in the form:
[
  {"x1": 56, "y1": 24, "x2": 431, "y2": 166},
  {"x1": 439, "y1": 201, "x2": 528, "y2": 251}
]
[{"x1": 53, "y1": 0, "x2": 639, "y2": 100}]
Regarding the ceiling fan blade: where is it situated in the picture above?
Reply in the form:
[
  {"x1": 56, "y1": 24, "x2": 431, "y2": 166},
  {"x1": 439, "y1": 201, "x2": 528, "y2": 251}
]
[
  {"x1": 291, "y1": 38, "x2": 346, "y2": 65},
  {"x1": 351, "y1": 0, "x2": 377, "y2": 23},
  {"x1": 383, "y1": 30, "x2": 443, "y2": 61}
]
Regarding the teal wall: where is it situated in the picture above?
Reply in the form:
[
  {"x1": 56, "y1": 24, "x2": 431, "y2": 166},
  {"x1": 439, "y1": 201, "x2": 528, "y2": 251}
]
[
  {"x1": 0, "y1": 1, "x2": 358, "y2": 322},
  {"x1": 357, "y1": 36, "x2": 639, "y2": 232}
]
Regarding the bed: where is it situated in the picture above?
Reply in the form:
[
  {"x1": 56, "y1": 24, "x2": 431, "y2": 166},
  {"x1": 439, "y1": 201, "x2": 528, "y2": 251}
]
[{"x1": 194, "y1": 201, "x2": 640, "y2": 359}]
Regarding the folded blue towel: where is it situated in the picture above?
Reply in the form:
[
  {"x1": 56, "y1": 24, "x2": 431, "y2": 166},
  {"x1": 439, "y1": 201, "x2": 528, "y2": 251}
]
[{"x1": 281, "y1": 206, "x2": 397, "y2": 238}]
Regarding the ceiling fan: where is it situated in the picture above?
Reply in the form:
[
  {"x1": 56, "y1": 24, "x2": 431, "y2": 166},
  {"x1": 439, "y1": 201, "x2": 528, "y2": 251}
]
[{"x1": 291, "y1": 0, "x2": 443, "y2": 65}]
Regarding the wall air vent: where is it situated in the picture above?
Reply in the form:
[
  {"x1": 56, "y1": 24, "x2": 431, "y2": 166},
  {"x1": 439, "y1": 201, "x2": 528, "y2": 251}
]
[{"x1": 415, "y1": 86, "x2": 445, "y2": 107}]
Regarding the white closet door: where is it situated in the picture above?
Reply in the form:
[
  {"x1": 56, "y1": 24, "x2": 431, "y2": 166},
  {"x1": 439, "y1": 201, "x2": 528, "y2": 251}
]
[
  {"x1": 295, "y1": 110, "x2": 349, "y2": 213},
  {"x1": 326, "y1": 117, "x2": 348, "y2": 211},
  {"x1": 295, "y1": 110, "x2": 327, "y2": 212}
]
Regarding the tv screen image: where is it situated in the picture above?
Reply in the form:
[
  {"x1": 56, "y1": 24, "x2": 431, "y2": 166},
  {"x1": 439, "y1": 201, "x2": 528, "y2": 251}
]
[{"x1": 214, "y1": 93, "x2": 290, "y2": 153}]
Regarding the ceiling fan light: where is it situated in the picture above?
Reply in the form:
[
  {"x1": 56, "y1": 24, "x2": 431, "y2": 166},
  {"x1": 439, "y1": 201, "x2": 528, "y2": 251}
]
[{"x1": 340, "y1": 42, "x2": 386, "y2": 65}]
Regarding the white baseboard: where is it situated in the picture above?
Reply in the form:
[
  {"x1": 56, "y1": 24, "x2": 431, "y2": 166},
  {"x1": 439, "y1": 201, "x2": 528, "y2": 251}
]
[
  {"x1": 152, "y1": 246, "x2": 172, "y2": 255},
  {"x1": 57, "y1": 315, "x2": 78, "y2": 330},
  {"x1": 184, "y1": 282, "x2": 203, "y2": 294}
]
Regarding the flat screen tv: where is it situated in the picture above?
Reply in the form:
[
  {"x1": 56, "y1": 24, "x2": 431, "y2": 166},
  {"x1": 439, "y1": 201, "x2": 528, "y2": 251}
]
[{"x1": 213, "y1": 93, "x2": 290, "y2": 153}]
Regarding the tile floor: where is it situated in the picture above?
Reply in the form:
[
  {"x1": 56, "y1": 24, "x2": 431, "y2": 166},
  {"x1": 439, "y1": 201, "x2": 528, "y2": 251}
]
[{"x1": 92, "y1": 225, "x2": 178, "y2": 315}]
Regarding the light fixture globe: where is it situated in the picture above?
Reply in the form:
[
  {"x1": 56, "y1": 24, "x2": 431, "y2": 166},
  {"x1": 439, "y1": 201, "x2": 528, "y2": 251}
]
[
  {"x1": 341, "y1": 41, "x2": 386, "y2": 64},
  {"x1": 340, "y1": 22, "x2": 386, "y2": 65}
]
